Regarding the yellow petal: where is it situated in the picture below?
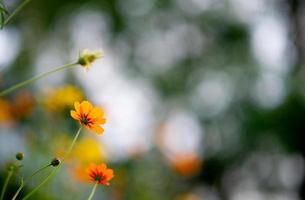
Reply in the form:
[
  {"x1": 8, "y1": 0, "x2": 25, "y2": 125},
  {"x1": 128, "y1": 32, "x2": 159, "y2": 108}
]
[
  {"x1": 74, "y1": 102, "x2": 81, "y2": 113},
  {"x1": 70, "y1": 110, "x2": 80, "y2": 120},
  {"x1": 80, "y1": 101, "x2": 93, "y2": 115}
]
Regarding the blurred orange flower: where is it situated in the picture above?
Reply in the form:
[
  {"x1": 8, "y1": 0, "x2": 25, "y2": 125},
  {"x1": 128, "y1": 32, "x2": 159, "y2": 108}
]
[
  {"x1": 0, "y1": 98, "x2": 14, "y2": 123},
  {"x1": 70, "y1": 101, "x2": 106, "y2": 134},
  {"x1": 170, "y1": 153, "x2": 202, "y2": 177},
  {"x1": 76, "y1": 163, "x2": 114, "y2": 185},
  {"x1": 12, "y1": 91, "x2": 34, "y2": 119},
  {"x1": 0, "y1": 91, "x2": 34, "y2": 125}
]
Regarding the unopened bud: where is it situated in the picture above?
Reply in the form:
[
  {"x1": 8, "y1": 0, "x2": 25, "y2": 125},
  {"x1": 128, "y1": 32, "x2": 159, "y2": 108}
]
[
  {"x1": 77, "y1": 49, "x2": 103, "y2": 70},
  {"x1": 50, "y1": 158, "x2": 61, "y2": 167},
  {"x1": 16, "y1": 152, "x2": 24, "y2": 161}
]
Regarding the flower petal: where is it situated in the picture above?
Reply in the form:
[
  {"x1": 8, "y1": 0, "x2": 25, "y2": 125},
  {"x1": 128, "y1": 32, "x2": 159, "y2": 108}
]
[
  {"x1": 93, "y1": 118, "x2": 106, "y2": 124},
  {"x1": 90, "y1": 125, "x2": 104, "y2": 134},
  {"x1": 70, "y1": 111, "x2": 80, "y2": 120},
  {"x1": 74, "y1": 102, "x2": 81, "y2": 113},
  {"x1": 88, "y1": 107, "x2": 104, "y2": 119},
  {"x1": 81, "y1": 101, "x2": 93, "y2": 115}
]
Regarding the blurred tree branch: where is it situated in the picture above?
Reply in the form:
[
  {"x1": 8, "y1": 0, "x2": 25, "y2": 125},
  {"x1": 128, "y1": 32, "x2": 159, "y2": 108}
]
[{"x1": 287, "y1": 0, "x2": 305, "y2": 74}]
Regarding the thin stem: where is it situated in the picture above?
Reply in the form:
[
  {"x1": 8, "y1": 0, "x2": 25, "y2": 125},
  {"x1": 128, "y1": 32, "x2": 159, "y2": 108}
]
[
  {"x1": 0, "y1": 170, "x2": 13, "y2": 200},
  {"x1": 0, "y1": 62, "x2": 77, "y2": 97},
  {"x1": 22, "y1": 127, "x2": 83, "y2": 200},
  {"x1": 27, "y1": 164, "x2": 51, "y2": 180},
  {"x1": 87, "y1": 182, "x2": 98, "y2": 200},
  {"x1": 12, "y1": 164, "x2": 51, "y2": 200},
  {"x1": 3, "y1": 0, "x2": 32, "y2": 26},
  {"x1": 11, "y1": 179, "x2": 23, "y2": 200}
]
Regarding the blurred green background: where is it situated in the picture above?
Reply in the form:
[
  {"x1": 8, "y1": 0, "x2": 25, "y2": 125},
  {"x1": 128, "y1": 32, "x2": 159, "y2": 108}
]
[{"x1": 1, "y1": 0, "x2": 305, "y2": 199}]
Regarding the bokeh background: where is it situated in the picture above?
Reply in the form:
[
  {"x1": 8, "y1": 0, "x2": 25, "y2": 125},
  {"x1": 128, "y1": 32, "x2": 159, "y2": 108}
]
[{"x1": 0, "y1": 0, "x2": 305, "y2": 199}]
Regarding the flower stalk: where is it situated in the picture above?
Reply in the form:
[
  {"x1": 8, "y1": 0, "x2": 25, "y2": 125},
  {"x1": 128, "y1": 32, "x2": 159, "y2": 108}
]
[
  {"x1": 0, "y1": 168, "x2": 13, "y2": 200},
  {"x1": 12, "y1": 163, "x2": 52, "y2": 200},
  {"x1": 2, "y1": 0, "x2": 32, "y2": 27},
  {"x1": 87, "y1": 182, "x2": 98, "y2": 200},
  {"x1": 21, "y1": 126, "x2": 83, "y2": 200},
  {"x1": 0, "y1": 62, "x2": 77, "y2": 97}
]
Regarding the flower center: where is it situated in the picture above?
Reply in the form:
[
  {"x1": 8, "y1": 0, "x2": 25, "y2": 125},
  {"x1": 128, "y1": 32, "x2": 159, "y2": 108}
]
[
  {"x1": 95, "y1": 174, "x2": 105, "y2": 182},
  {"x1": 80, "y1": 117, "x2": 90, "y2": 125}
]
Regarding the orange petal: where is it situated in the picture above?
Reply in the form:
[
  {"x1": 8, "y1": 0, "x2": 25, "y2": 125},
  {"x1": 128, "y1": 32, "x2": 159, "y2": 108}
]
[
  {"x1": 81, "y1": 101, "x2": 93, "y2": 115},
  {"x1": 70, "y1": 111, "x2": 80, "y2": 120},
  {"x1": 105, "y1": 169, "x2": 114, "y2": 179},
  {"x1": 89, "y1": 125, "x2": 104, "y2": 134},
  {"x1": 88, "y1": 107, "x2": 104, "y2": 119},
  {"x1": 93, "y1": 118, "x2": 106, "y2": 124}
]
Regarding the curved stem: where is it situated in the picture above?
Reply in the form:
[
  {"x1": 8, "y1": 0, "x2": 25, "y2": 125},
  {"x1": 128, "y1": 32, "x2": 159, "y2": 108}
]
[
  {"x1": 87, "y1": 182, "x2": 98, "y2": 200},
  {"x1": 0, "y1": 62, "x2": 77, "y2": 97},
  {"x1": 3, "y1": 0, "x2": 32, "y2": 26},
  {"x1": 0, "y1": 170, "x2": 13, "y2": 200},
  {"x1": 12, "y1": 164, "x2": 51, "y2": 200},
  {"x1": 22, "y1": 127, "x2": 83, "y2": 200}
]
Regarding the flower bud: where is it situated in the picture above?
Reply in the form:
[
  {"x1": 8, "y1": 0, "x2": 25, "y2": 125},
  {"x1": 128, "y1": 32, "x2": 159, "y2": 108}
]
[
  {"x1": 16, "y1": 152, "x2": 24, "y2": 161},
  {"x1": 50, "y1": 158, "x2": 61, "y2": 167},
  {"x1": 78, "y1": 49, "x2": 103, "y2": 70}
]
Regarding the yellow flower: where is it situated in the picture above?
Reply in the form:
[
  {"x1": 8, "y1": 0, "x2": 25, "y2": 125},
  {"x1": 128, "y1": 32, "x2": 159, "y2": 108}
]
[
  {"x1": 72, "y1": 137, "x2": 105, "y2": 165},
  {"x1": 71, "y1": 100, "x2": 106, "y2": 134},
  {"x1": 78, "y1": 49, "x2": 103, "y2": 70},
  {"x1": 43, "y1": 85, "x2": 83, "y2": 112}
]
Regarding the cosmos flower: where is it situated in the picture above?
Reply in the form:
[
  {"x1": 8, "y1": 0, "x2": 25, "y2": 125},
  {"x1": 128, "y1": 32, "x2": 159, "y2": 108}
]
[
  {"x1": 70, "y1": 100, "x2": 106, "y2": 134},
  {"x1": 78, "y1": 49, "x2": 103, "y2": 70},
  {"x1": 76, "y1": 163, "x2": 114, "y2": 186}
]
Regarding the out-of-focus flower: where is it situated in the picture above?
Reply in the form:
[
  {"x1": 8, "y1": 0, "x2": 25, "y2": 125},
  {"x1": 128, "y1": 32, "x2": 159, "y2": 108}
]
[
  {"x1": 43, "y1": 85, "x2": 83, "y2": 112},
  {"x1": 78, "y1": 49, "x2": 103, "y2": 70},
  {"x1": 0, "y1": 98, "x2": 13, "y2": 123},
  {"x1": 71, "y1": 137, "x2": 105, "y2": 165},
  {"x1": 0, "y1": 90, "x2": 34, "y2": 125},
  {"x1": 12, "y1": 91, "x2": 34, "y2": 119},
  {"x1": 52, "y1": 134, "x2": 70, "y2": 159},
  {"x1": 170, "y1": 153, "x2": 202, "y2": 177},
  {"x1": 71, "y1": 100, "x2": 106, "y2": 134},
  {"x1": 75, "y1": 163, "x2": 114, "y2": 185}
]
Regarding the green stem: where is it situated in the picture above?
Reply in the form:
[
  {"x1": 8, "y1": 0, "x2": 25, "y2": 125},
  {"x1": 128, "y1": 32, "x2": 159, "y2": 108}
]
[
  {"x1": 0, "y1": 62, "x2": 77, "y2": 97},
  {"x1": 0, "y1": 170, "x2": 13, "y2": 200},
  {"x1": 87, "y1": 182, "x2": 98, "y2": 200},
  {"x1": 11, "y1": 179, "x2": 23, "y2": 200},
  {"x1": 3, "y1": 0, "x2": 32, "y2": 26},
  {"x1": 22, "y1": 127, "x2": 83, "y2": 200},
  {"x1": 12, "y1": 164, "x2": 51, "y2": 200}
]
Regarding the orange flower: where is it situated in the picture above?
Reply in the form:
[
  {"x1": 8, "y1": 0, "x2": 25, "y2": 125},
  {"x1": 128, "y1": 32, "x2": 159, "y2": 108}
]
[
  {"x1": 70, "y1": 101, "x2": 106, "y2": 134},
  {"x1": 76, "y1": 163, "x2": 114, "y2": 185},
  {"x1": 170, "y1": 153, "x2": 202, "y2": 177}
]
